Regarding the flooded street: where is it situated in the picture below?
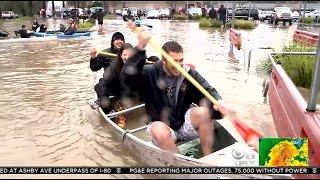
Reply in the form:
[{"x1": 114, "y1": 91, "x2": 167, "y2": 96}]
[{"x1": 0, "y1": 17, "x2": 302, "y2": 177}]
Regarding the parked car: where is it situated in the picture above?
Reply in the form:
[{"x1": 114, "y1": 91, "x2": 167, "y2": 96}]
[
  {"x1": 90, "y1": 6, "x2": 105, "y2": 17},
  {"x1": 187, "y1": 7, "x2": 202, "y2": 17},
  {"x1": 2, "y1": 11, "x2": 18, "y2": 19},
  {"x1": 300, "y1": 10, "x2": 312, "y2": 18},
  {"x1": 234, "y1": 8, "x2": 259, "y2": 20},
  {"x1": 147, "y1": 9, "x2": 159, "y2": 19},
  {"x1": 270, "y1": 7, "x2": 293, "y2": 25},
  {"x1": 158, "y1": 8, "x2": 171, "y2": 19},
  {"x1": 61, "y1": 8, "x2": 71, "y2": 18},
  {"x1": 128, "y1": 7, "x2": 138, "y2": 16},
  {"x1": 259, "y1": 10, "x2": 273, "y2": 21},
  {"x1": 310, "y1": 9, "x2": 320, "y2": 20},
  {"x1": 292, "y1": 11, "x2": 300, "y2": 22},
  {"x1": 142, "y1": 9, "x2": 148, "y2": 16},
  {"x1": 115, "y1": 9, "x2": 122, "y2": 16},
  {"x1": 46, "y1": 10, "x2": 53, "y2": 17}
]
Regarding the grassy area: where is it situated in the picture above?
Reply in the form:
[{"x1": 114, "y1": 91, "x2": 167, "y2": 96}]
[
  {"x1": 278, "y1": 44, "x2": 316, "y2": 88},
  {"x1": 78, "y1": 20, "x2": 95, "y2": 30},
  {"x1": 188, "y1": 15, "x2": 202, "y2": 21},
  {"x1": 104, "y1": 14, "x2": 115, "y2": 20},
  {"x1": 199, "y1": 18, "x2": 255, "y2": 29},
  {"x1": 173, "y1": 14, "x2": 186, "y2": 20},
  {"x1": 256, "y1": 42, "x2": 317, "y2": 89},
  {"x1": 199, "y1": 18, "x2": 222, "y2": 28},
  {"x1": 227, "y1": 20, "x2": 256, "y2": 29},
  {"x1": 256, "y1": 58, "x2": 273, "y2": 75},
  {"x1": 0, "y1": 16, "x2": 34, "y2": 23},
  {"x1": 10, "y1": 16, "x2": 34, "y2": 22}
]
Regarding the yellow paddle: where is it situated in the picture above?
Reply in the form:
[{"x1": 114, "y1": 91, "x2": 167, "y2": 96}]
[
  {"x1": 97, "y1": 50, "x2": 155, "y2": 64},
  {"x1": 97, "y1": 50, "x2": 117, "y2": 57},
  {"x1": 129, "y1": 25, "x2": 263, "y2": 151}
]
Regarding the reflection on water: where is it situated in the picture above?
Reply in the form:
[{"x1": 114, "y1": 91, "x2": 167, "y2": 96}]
[{"x1": 0, "y1": 18, "x2": 305, "y2": 174}]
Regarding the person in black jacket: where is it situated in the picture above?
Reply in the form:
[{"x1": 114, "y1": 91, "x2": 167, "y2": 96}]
[
  {"x1": 97, "y1": 9, "x2": 104, "y2": 31},
  {"x1": 97, "y1": 43, "x2": 135, "y2": 119},
  {"x1": 209, "y1": 6, "x2": 217, "y2": 20},
  {"x1": 89, "y1": 32, "x2": 125, "y2": 109},
  {"x1": 218, "y1": 4, "x2": 227, "y2": 26},
  {"x1": 15, "y1": 25, "x2": 33, "y2": 38},
  {"x1": 91, "y1": 42, "x2": 159, "y2": 115},
  {"x1": 31, "y1": 19, "x2": 40, "y2": 32},
  {"x1": 39, "y1": 24, "x2": 47, "y2": 33},
  {"x1": 121, "y1": 25, "x2": 236, "y2": 155}
]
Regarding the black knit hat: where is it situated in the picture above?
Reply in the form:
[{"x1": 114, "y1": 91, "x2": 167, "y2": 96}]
[{"x1": 111, "y1": 32, "x2": 125, "y2": 42}]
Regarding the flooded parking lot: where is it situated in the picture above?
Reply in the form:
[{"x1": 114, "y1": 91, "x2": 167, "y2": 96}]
[{"x1": 0, "y1": 17, "x2": 310, "y2": 177}]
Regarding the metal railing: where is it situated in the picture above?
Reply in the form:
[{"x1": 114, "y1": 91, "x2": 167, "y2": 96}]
[{"x1": 247, "y1": 47, "x2": 273, "y2": 71}]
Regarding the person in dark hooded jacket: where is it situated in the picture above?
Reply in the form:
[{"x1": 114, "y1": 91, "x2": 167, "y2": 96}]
[
  {"x1": 89, "y1": 32, "x2": 125, "y2": 109},
  {"x1": 89, "y1": 32, "x2": 125, "y2": 71},
  {"x1": 31, "y1": 19, "x2": 40, "y2": 32},
  {"x1": 97, "y1": 43, "x2": 135, "y2": 116}
]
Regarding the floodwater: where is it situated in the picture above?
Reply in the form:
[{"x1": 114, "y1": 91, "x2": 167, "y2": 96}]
[{"x1": 0, "y1": 17, "x2": 308, "y2": 178}]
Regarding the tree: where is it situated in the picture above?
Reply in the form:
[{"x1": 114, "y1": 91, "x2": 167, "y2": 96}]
[
  {"x1": 28, "y1": 1, "x2": 33, "y2": 16},
  {"x1": 42, "y1": 1, "x2": 46, "y2": 9},
  {"x1": 51, "y1": 1, "x2": 55, "y2": 16},
  {"x1": 90, "y1": 1, "x2": 102, "y2": 8}
]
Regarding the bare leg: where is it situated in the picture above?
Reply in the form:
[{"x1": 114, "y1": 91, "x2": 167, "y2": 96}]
[
  {"x1": 189, "y1": 107, "x2": 214, "y2": 156},
  {"x1": 149, "y1": 121, "x2": 179, "y2": 153}
]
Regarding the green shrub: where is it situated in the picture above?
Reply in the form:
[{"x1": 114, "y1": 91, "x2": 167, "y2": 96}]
[
  {"x1": 276, "y1": 43, "x2": 316, "y2": 88},
  {"x1": 256, "y1": 58, "x2": 273, "y2": 74},
  {"x1": 190, "y1": 15, "x2": 202, "y2": 20},
  {"x1": 300, "y1": 17, "x2": 314, "y2": 24},
  {"x1": 199, "y1": 18, "x2": 222, "y2": 28},
  {"x1": 226, "y1": 20, "x2": 256, "y2": 29},
  {"x1": 78, "y1": 21, "x2": 95, "y2": 30},
  {"x1": 234, "y1": 20, "x2": 256, "y2": 29},
  {"x1": 256, "y1": 42, "x2": 316, "y2": 88},
  {"x1": 211, "y1": 19, "x2": 223, "y2": 27},
  {"x1": 199, "y1": 18, "x2": 212, "y2": 28},
  {"x1": 173, "y1": 14, "x2": 186, "y2": 20}
]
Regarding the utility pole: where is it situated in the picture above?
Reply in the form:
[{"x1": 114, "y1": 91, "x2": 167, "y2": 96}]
[
  {"x1": 248, "y1": 1, "x2": 251, "y2": 20},
  {"x1": 232, "y1": 1, "x2": 235, "y2": 28},
  {"x1": 297, "y1": 1, "x2": 302, "y2": 29},
  {"x1": 186, "y1": 1, "x2": 188, "y2": 20}
]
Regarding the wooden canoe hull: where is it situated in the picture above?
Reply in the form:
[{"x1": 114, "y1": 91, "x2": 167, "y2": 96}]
[{"x1": 99, "y1": 105, "x2": 291, "y2": 179}]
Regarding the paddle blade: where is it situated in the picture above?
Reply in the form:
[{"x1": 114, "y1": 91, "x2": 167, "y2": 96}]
[{"x1": 232, "y1": 118, "x2": 263, "y2": 151}]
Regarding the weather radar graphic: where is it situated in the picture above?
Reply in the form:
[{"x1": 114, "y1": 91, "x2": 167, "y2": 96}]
[{"x1": 259, "y1": 138, "x2": 308, "y2": 166}]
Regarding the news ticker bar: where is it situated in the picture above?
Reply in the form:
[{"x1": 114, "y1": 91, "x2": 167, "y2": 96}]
[{"x1": 0, "y1": 167, "x2": 319, "y2": 174}]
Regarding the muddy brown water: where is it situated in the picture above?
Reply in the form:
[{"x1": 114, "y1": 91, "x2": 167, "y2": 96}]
[{"x1": 0, "y1": 17, "x2": 310, "y2": 178}]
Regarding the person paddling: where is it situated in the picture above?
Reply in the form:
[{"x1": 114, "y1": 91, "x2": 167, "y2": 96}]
[{"x1": 121, "y1": 23, "x2": 238, "y2": 155}]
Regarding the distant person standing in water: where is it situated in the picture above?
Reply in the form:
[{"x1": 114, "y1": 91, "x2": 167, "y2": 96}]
[
  {"x1": 218, "y1": 5, "x2": 227, "y2": 26},
  {"x1": 97, "y1": 9, "x2": 104, "y2": 31}
]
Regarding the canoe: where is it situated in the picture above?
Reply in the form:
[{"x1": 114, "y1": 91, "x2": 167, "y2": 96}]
[
  {"x1": 98, "y1": 102, "x2": 292, "y2": 179},
  {"x1": 57, "y1": 32, "x2": 91, "y2": 39},
  {"x1": 0, "y1": 36, "x2": 57, "y2": 43},
  {"x1": 34, "y1": 31, "x2": 91, "y2": 38}
]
